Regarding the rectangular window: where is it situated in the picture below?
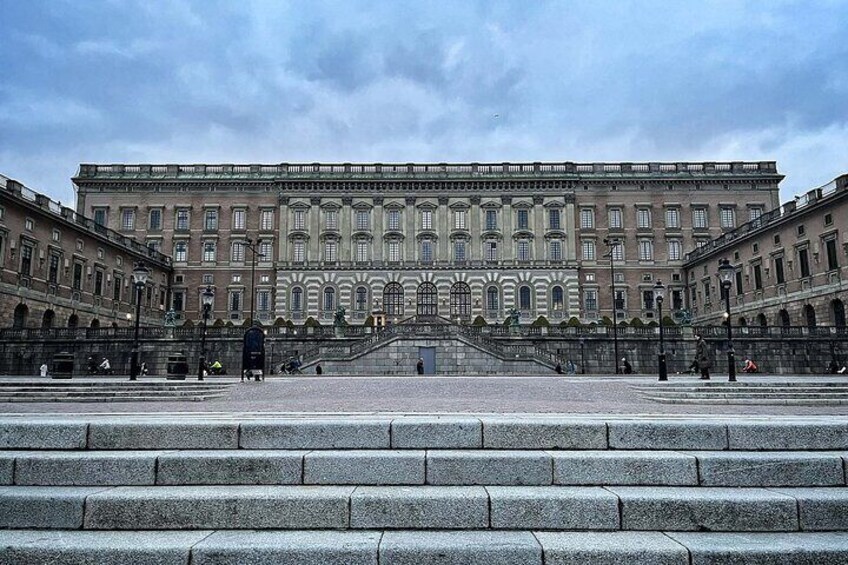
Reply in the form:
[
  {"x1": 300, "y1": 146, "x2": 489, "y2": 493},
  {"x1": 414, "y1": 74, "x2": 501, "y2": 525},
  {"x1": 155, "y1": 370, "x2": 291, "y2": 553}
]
[
  {"x1": 643, "y1": 290, "x2": 654, "y2": 311},
  {"x1": 325, "y1": 210, "x2": 338, "y2": 230},
  {"x1": 356, "y1": 240, "x2": 368, "y2": 262},
  {"x1": 257, "y1": 290, "x2": 271, "y2": 312},
  {"x1": 355, "y1": 287, "x2": 368, "y2": 311},
  {"x1": 517, "y1": 240, "x2": 530, "y2": 261},
  {"x1": 147, "y1": 240, "x2": 161, "y2": 253},
  {"x1": 749, "y1": 207, "x2": 763, "y2": 221},
  {"x1": 665, "y1": 208, "x2": 680, "y2": 228},
  {"x1": 421, "y1": 240, "x2": 433, "y2": 262},
  {"x1": 388, "y1": 241, "x2": 400, "y2": 262},
  {"x1": 421, "y1": 210, "x2": 433, "y2": 230},
  {"x1": 453, "y1": 210, "x2": 467, "y2": 230},
  {"x1": 826, "y1": 239, "x2": 839, "y2": 270},
  {"x1": 549, "y1": 240, "x2": 562, "y2": 261},
  {"x1": 148, "y1": 209, "x2": 162, "y2": 231},
  {"x1": 73, "y1": 263, "x2": 82, "y2": 290},
  {"x1": 753, "y1": 264, "x2": 763, "y2": 290},
  {"x1": 387, "y1": 210, "x2": 400, "y2": 231},
  {"x1": 579, "y1": 209, "x2": 594, "y2": 229},
  {"x1": 229, "y1": 291, "x2": 242, "y2": 313},
  {"x1": 799, "y1": 248, "x2": 810, "y2": 278},
  {"x1": 260, "y1": 209, "x2": 274, "y2": 230},
  {"x1": 93, "y1": 209, "x2": 107, "y2": 226},
  {"x1": 775, "y1": 256, "x2": 785, "y2": 284},
  {"x1": 454, "y1": 240, "x2": 466, "y2": 262},
  {"x1": 798, "y1": 225, "x2": 806, "y2": 237},
  {"x1": 52, "y1": 228, "x2": 61, "y2": 242},
  {"x1": 174, "y1": 242, "x2": 187, "y2": 262},
  {"x1": 113, "y1": 275, "x2": 122, "y2": 301},
  {"x1": 585, "y1": 290, "x2": 598, "y2": 311},
  {"x1": 48, "y1": 254, "x2": 60, "y2": 284},
  {"x1": 356, "y1": 210, "x2": 370, "y2": 231},
  {"x1": 485, "y1": 210, "x2": 498, "y2": 231},
  {"x1": 121, "y1": 209, "x2": 135, "y2": 230},
  {"x1": 672, "y1": 290, "x2": 683, "y2": 310},
  {"x1": 611, "y1": 243, "x2": 624, "y2": 262},
  {"x1": 203, "y1": 241, "x2": 216, "y2": 262},
  {"x1": 637, "y1": 208, "x2": 651, "y2": 229},
  {"x1": 258, "y1": 241, "x2": 272, "y2": 261},
  {"x1": 205, "y1": 210, "x2": 218, "y2": 231},
  {"x1": 582, "y1": 240, "x2": 596, "y2": 261},
  {"x1": 720, "y1": 207, "x2": 736, "y2": 228},
  {"x1": 639, "y1": 240, "x2": 653, "y2": 261},
  {"x1": 293, "y1": 210, "x2": 305, "y2": 230},
  {"x1": 324, "y1": 241, "x2": 337, "y2": 262},
  {"x1": 693, "y1": 208, "x2": 708, "y2": 229},
  {"x1": 232, "y1": 209, "x2": 246, "y2": 230},
  {"x1": 485, "y1": 241, "x2": 498, "y2": 261},
  {"x1": 293, "y1": 241, "x2": 305, "y2": 263},
  {"x1": 94, "y1": 270, "x2": 103, "y2": 296},
  {"x1": 549, "y1": 209, "x2": 561, "y2": 230},
  {"x1": 608, "y1": 208, "x2": 623, "y2": 229},
  {"x1": 703, "y1": 281, "x2": 711, "y2": 300},
  {"x1": 176, "y1": 209, "x2": 190, "y2": 231},
  {"x1": 668, "y1": 240, "x2": 682, "y2": 261},
  {"x1": 172, "y1": 291, "x2": 184, "y2": 312},
  {"x1": 734, "y1": 270, "x2": 743, "y2": 296},
  {"x1": 231, "y1": 241, "x2": 245, "y2": 262},
  {"x1": 517, "y1": 209, "x2": 529, "y2": 230}
]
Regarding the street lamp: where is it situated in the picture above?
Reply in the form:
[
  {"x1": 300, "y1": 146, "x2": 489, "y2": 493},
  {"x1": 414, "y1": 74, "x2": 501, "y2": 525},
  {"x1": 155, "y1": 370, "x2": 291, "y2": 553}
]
[
  {"x1": 129, "y1": 262, "x2": 150, "y2": 381},
  {"x1": 718, "y1": 258, "x2": 737, "y2": 382},
  {"x1": 654, "y1": 280, "x2": 667, "y2": 381},
  {"x1": 198, "y1": 286, "x2": 214, "y2": 380},
  {"x1": 603, "y1": 238, "x2": 621, "y2": 374},
  {"x1": 242, "y1": 239, "x2": 265, "y2": 325}
]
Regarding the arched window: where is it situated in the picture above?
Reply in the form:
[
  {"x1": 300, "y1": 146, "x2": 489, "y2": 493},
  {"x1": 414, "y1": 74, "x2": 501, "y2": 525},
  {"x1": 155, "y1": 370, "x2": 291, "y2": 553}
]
[
  {"x1": 67, "y1": 314, "x2": 79, "y2": 328},
  {"x1": 383, "y1": 282, "x2": 404, "y2": 316},
  {"x1": 832, "y1": 299, "x2": 846, "y2": 328},
  {"x1": 450, "y1": 282, "x2": 472, "y2": 320},
  {"x1": 518, "y1": 286, "x2": 532, "y2": 311},
  {"x1": 756, "y1": 313, "x2": 767, "y2": 327},
  {"x1": 417, "y1": 282, "x2": 438, "y2": 316},
  {"x1": 486, "y1": 286, "x2": 499, "y2": 312},
  {"x1": 355, "y1": 286, "x2": 368, "y2": 312},
  {"x1": 290, "y1": 288, "x2": 303, "y2": 312},
  {"x1": 737, "y1": 317, "x2": 747, "y2": 327},
  {"x1": 804, "y1": 304, "x2": 817, "y2": 328},
  {"x1": 12, "y1": 304, "x2": 28, "y2": 329},
  {"x1": 41, "y1": 309, "x2": 55, "y2": 329},
  {"x1": 551, "y1": 286, "x2": 564, "y2": 312},
  {"x1": 778, "y1": 309, "x2": 790, "y2": 328},
  {"x1": 90, "y1": 318, "x2": 100, "y2": 328},
  {"x1": 323, "y1": 287, "x2": 336, "y2": 312}
]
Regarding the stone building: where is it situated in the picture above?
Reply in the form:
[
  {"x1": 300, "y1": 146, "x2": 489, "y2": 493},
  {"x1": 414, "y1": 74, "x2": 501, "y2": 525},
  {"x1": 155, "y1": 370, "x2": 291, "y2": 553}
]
[
  {"x1": 684, "y1": 173, "x2": 848, "y2": 328},
  {"x1": 72, "y1": 161, "x2": 782, "y2": 325},
  {"x1": 0, "y1": 174, "x2": 172, "y2": 329}
]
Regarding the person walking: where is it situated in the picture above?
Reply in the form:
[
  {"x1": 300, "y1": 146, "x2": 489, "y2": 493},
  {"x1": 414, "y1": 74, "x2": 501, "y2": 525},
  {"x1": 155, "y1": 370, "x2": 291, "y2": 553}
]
[
  {"x1": 555, "y1": 362, "x2": 563, "y2": 374},
  {"x1": 695, "y1": 333, "x2": 712, "y2": 380},
  {"x1": 416, "y1": 358, "x2": 424, "y2": 375},
  {"x1": 316, "y1": 363, "x2": 323, "y2": 375}
]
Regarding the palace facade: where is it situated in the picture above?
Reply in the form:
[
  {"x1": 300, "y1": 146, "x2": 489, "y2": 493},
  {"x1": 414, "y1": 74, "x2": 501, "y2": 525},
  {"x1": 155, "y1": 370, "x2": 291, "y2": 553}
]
[{"x1": 72, "y1": 161, "x2": 783, "y2": 325}]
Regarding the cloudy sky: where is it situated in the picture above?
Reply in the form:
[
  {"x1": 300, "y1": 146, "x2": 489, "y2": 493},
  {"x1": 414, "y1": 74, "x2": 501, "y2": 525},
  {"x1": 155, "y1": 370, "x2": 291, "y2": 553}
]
[{"x1": 1, "y1": 0, "x2": 846, "y2": 204}]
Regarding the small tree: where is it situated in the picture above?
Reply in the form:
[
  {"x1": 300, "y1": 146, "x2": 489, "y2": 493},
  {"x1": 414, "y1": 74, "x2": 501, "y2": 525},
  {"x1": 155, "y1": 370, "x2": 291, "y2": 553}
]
[
  {"x1": 630, "y1": 317, "x2": 644, "y2": 328},
  {"x1": 242, "y1": 318, "x2": 253, "y2": 327},
  {"x1": 567, "y1": 316, "x2": 583, "y2": 327},
  {"x1": 617, "y1": 320, "x2": 629, "y2": 327},
  {"x1": 304, "y1": 317, "x2": 321, "y2": 328},
  {"x1": 531, "y1": 315, "x2": 550, "y2": 327},
  {"x1": 647, "y1": 320, "x2": 659, "y2": 327},
  {"x1": 600, "y1": 316, "x2": 613, "y2": 327},
  {"x1": 273, "y1": 317, "x2": 287, "y2": 327},
  {"x1": 212, "y1": 318, "x2": 225, "y2": 327},
  {"x1": 364, "y1": 315, "x2": 375, "y2": 327},
  {"x1": 182, "y1": 319, "x2": 195, "y2": 328},
  {"x1": 661, "y1": 315, "x2": 677, "y2": 327},
  {"x1": 472, "y1": 315, "x2": 488, "y2": 327},
  {"x1": 225, "y1": 320, "x2": 235, "y2": 327},
  {"x1": 285, "y1": 319, "x2": 296, "y2": 329}
]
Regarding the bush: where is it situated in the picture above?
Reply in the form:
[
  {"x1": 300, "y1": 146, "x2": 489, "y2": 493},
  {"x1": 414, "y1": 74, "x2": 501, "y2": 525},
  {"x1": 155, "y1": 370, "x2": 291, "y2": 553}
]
[
  {"x1": 630, "y1": 317, "x2": 644, "y2": 328},
  {"x1": 364, "y1": 315, "x2": 375, "y2": 326},
  {"x1": 617, "y1": 320, "x2": 629, "y2": 327},
  {"x1": 182, "y1": 319, "x2": 194, "y2": 328},
  {"x1": 531, "y1": 316, "x2": 550, "y2": 327},
  {"x1": 600, "y1": 316, "x2": 613, "y2": 327},
  {"x1": 647, "y1": 320, "x2": 659, "y2": 327},
  {"x1": 472, "y1": 315, "x2": 488, "y2": 327},
  {"x1": 273, "y1": 317, "x2": 287, "y2": 327},
  {"x1": 661, "y1": 315, "x2": 677, "y2": 327},
  {"x1": 225, "y1": 320, "x2": 234, "y2": 327},
  {"x1": 212, "y1": 318, "x2": 225, "y2": 327},
  {"x1": 304, "y1": 317, "x2": 321, "y2": 327},
  {"x1": 567, "y1": 316, "x2": 583, "y2": 327},
  {"x1": 285, "y1": 319, "x2": 296, "y2": 329}
]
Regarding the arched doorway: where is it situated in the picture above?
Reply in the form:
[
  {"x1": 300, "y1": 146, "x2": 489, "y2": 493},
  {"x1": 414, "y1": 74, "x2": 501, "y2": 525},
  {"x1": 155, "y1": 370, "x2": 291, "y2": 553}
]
[
  {"x1": 383, "y1": 282, "x2": 404, "y2": 317},
  {"x1": 12, "y1": 304, "x2": 28, "y2": 329},
  {"x1": 90, "y1": 318, "x2": 100, "y2": 329},
  {"x1": 778, "y1": 309, "x2": 790, "y2": 328},
  {"x1": 450, "y1": 282, "x2": 471, "y2": 321},
  {"x1": 417, "y1": 282, "x2": 438, "y2": 316},
  {"x1": 756, "y1": 313, "x2": 767, "y2": 327},
  {"x1": 67, "y1": 314, "x2": 79, "y2": 328},
  {"x1": 803, "y1": 305, "x2": 816, "y2": 328},
  {"x1": 41, "y1": 309, "x2": 55, "y2": 329},
  {"x1": 832, "y1": 299, "x2": 846, "y2": 328}
]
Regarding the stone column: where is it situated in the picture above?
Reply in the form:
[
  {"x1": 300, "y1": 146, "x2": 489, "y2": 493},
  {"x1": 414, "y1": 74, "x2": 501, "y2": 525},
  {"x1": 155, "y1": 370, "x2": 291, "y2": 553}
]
[
  {"x1": 564, "y1": 198, "x2": 577, "y2": 261},
  {"x1": 341, "y1": 197, "x2": 352, "y2": 262},
  {"x1": 502, "y1": 196, "x2": 514, "y2": 261},
  {"x1": 438, "y1": 197, "x2": 449, "y2": 261},
  {"x1": 533, "y1": 196, "x2": 545, "y2": 261},
  {"x1": 405, "y1": 197, "x2": 416, "y2": 263},
  {"x1": 373, "y1": 197, "x2": 383, "y2": 263},
  {"x1": 278, "y1": 194, "x2": 289, "y2": 264},
  {"x1": 309, "y1": 197, "x2": 321, "y2": 263},
  {"x1": 469, "y1": 196, "x2": 481, "y2": 261}
]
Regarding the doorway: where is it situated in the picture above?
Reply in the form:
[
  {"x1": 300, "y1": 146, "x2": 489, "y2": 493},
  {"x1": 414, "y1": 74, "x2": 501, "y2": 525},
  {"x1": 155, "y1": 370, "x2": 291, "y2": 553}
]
[{"x1": 418, "y1": 346, "x2": 436, "y2": 375}]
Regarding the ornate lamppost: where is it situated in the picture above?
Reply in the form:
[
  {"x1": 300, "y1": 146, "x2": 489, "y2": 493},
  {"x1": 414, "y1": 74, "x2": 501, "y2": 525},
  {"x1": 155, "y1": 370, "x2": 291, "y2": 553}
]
[
  {"x1": 129, "y1": 262, "x2": 150, "y2": 381},
  {"x1": 603, "y1": 238, "x2": 621, "y2": 374},
  {"x1": 654, "y1": 280, "x2": 668, "y2": 381},
  {"x1": 198, "y1": 286, "x2": 214, "y2": 380},
  {"x1": 718, "y1": 258, "x2": 737, "y2": 382}
]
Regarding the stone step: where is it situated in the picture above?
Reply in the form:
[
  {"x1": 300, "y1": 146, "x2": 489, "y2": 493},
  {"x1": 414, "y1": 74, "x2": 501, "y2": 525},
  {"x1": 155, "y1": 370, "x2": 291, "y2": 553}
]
[
  {"x1": 642, "y1": 396, "x2": 848, "y2": 406},
  {"x1": 3, "y1": 530, "x2": 846, "y2": 565},
  {"x1": 0, "y1": 394, "x2": 229, "y2": 403},
  {"x1": 635, "y1": 381, "x2": 848, "y2": 388},
  {"x1": 640, "y1": 392, "x2": 848, "y2": 399},
  {"x1": 2, "y1": 485, "x2": 847, "y2": 532},
  {"x1": 0, "y1": 381, "x2": 236, "y2": 388}
]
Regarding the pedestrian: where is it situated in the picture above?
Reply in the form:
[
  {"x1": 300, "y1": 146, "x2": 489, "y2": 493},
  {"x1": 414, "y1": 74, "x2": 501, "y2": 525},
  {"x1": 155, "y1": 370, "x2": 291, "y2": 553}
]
[
  {"x1": 316, "y1": 363, "x2": 323, "y2": 375},
  {"x1": 622, "y1": 357, "x2": 633, "y2": 374},
  {"x1": 140, "y1": 362, "x2": 149, "y2": 376},
  {"x1": 416, "y1": 357, "x2": 424, "y2": 375},
  {"x1": 566, "y1": 360, "x2": 577, "y2": 375},
  {"x1": 742, "y1": 358, "x2": 758, "y2": 373},
  {"x1": 694, "y1": 333, "x2": 712, "y2": 380},
  {"x1": 39, "y1": 363, "x2": 49, "y2": 377},
  {"x1": 555, "y1": 362, "x2": 563, "y2": 374}
]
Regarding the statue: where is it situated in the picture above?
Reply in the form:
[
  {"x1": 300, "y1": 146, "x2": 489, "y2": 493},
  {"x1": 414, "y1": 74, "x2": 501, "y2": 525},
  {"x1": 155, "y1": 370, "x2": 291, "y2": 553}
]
[
  {"x1": 164, "y1": 310, "x2": 177, "y2": 327},
  {"x1": 333, "y1": 306, "x2": 347, "y2": 327},
  {"x1": 508, "y1": 308, "x2": 521, "y2": 328}
]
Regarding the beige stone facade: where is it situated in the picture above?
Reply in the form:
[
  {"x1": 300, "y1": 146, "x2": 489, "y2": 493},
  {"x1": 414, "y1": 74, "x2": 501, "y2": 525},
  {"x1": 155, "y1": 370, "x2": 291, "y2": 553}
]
[
  {"x1": 72, "y1": 161, "x2": 782, "y2": 325},
  {"x1": 684, "y1": 174, "x2": 848, "y2": 328},
  {"x1": 0, "y1": 174, "x2": 172, "y2": 329}
]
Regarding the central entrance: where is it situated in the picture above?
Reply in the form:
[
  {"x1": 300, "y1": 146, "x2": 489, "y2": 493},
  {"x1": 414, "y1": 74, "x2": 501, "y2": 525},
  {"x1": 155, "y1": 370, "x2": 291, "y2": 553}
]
[
  {"x1": 418, "y1": 346, "x2": 436, "y2": 375},
  {"x1": 417, "y1": 282, "x2": 438, "y2": 316}
]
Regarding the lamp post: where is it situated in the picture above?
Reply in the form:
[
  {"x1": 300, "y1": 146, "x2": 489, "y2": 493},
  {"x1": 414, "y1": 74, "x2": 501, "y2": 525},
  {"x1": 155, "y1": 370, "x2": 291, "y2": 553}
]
[
  {"x1": 718, "y1": 258, "x2": 737, "y2": 382},
  {"x1": 654, "y1": 280, "x2": 668, "y2": 381},
  {"x1": 129, "y1": 262, "x2": 150, "y2": 381},
  {"x1": 198, "y1": 286, "x2": 214, "y2": 380},
  {"x1": 242, "y1": 239, "x2": 264, "y2": 326},
  {"x1": 603, "y1": 238, "x2": 621, "y2": 374}
]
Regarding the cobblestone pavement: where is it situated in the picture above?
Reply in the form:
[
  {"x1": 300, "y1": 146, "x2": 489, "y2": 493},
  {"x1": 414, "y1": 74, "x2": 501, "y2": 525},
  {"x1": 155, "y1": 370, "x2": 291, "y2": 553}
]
[{"x1": 1, "y1": 374, "x2": 847, "y2": 415}]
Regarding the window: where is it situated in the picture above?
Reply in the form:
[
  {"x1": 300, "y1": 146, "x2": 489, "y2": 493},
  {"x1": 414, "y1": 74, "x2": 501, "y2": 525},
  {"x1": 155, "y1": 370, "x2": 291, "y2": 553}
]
[
  {"x1": 703, "y1": 281, "x2": 711, "y2": 301},
  {"x1": 203, "y1": 241, "x2": 216, "y2": 262},
  {"x1": 205, "y1": 210, "x2": 218, "y2": 231},
  {"x1": 614, "y1": 290, "x2": 626, "y2": 313},
  {"x1": 73, "y1": 263, "x2": 83, "y2": 290},
  {"x1": 753, "y1": 264, "x2": 763, "y2": 290},
  {"x1": 93, "y1": 209, "x2": 107, "y2": 226},
  {"x1": 643, "y1": 290, "x2": 654, "y2": 311},
  {"x1": 580, "y1": 209, "x2": 594, "y2": 229},
  {"x1": 51, "y1": 229, "x2": 60, "y2": 242},
  {"x1": 693, "y1": 208, "x2": 708, "y2": 229},
  {"x1": 260, "y1": 209, "x2": 274, "y2": 230},
  {"x1": 548, "y1": 209, "x2": 561, "y2": 230},
  {"x1": 323, "y1": 287, "x2": 336, "y2": 311},
  {"x1": 172, "y1": 291, "x2": 184, "y2": 313},
  {"x1": 97, "y1": 248, "x2": 104, "y2": 260},
  {"x1": 519, "y1": 286, "x2": 532, "y2": 310},
  {"x1": 417, "y1": 282, "x2": 438, "y2": 316},
  {"x1": 233, "y1": 209, "x2": 246, "y2": 231},
  {"x1": 176, "y1": 209, "x2": 190, "y2": 231},
  {"x1": 324, "y1": 241, "x2": 337, "y2": 262},
  {"x1": 517, "y1": 209, "x2": 529, "y2": 230},
  {"x1": 258, "y1": 241, "x2": 272, "y2": 261},
  {"x1": 585, "y1": 273, "x2": 595, "y2": 282},
  {"x1": 797, "y1": 225, "x2": 806, "y2": 237},
  {"x1": 421, "y1": 210, "x2": 433, "y2": 230},
  {"x1": 585, "y1": 290, "x2": 598, "y2": 311},
  {"x1": 147, "y1": 240, "x2": 161, "y2": 253},
  {"x1": 355, "y1": 287, "x2": 368, "y2": 312},
  {"x1": 25, "y1": 218, "x2": 34, "y2": 231},
  {"x1": 291, "y1": 288, "x2": 303, "y2": 311},
  {"x1": 388, "y1": 241, "x2": 401, "y2": 262},
  {"x1": 611, "y1": 242, "x2": 624, "y2": 261},
  {"x1": 94, "y1": 270, "x2": 103, "y2": 296},
  {"x1": 485, "y1": 240, "x2": 498, "y2": 262},
  {"x1": 454, "y1": 240, "x2": 466, "y2": 262},
  {"x1": 638, "y1": 240, "x2": 653, "y2": 261},
  {"x1": 668, "y1": 240, "x2": 682, "y2": 261},
  {"x1": 229, "y1": 291, "x2": 242, "y2": 314},
  {"x1": 672, "y1": 290, "x2": 683, "y2": 310},
  {"x1": 485, "y1": 210, "x2": 498, "y2": 231},
  {"x1": 775, "y1": 256, "x2": 785, "y2": 284},
  {"x1": 749, "y1": 207, "x2": 764, "y2": 221},
  {"x1": 113, "y1": 274, "x2": 122, "y2": 301},
  {"x1": 48, "y1": 254, "x2": 59, "y2": 284},
  {"x1": 637, "y1": 208, "x2": 651, "y2": 229},
  {"x1": 292, "y1": 241, "x2": 305, "y2": 263},
  {"x1": 421, "y1": 240, "x2": 433, "y2": 263},
  {"x1": 753, "y1": 243, "x2": 760, "y2": 254},
  {"x1": 174, "y1": 241, "x2": 188, "y2": 262},
  {"x1": 720, "y1": 207, "x2": 736, "y2": 228},
  {"x1": 582, "y1": 240, "x2": 596, "y2": 261},
  {"x1": 517, "y1": 240, "x2": 530, "y2": 261},
  {"x1": 824, "y1": 213, "x2": 833, "y2": 227},
  {"x1": 325, "y1": 210, "x2": 338, "y2": 230},
  {"x1": 148, "y1": 209, "x2": 162, "y2": 231},
  {"x1": 121, "y1": 209, "x2": 135, "y2": 230},
  {"x1": 665, "y1": 208, "x2": 680, "y2": 228},
  {"x1": 551, "y1": 286, "x2": 564, "y2": 311},
  {"x1": 453, "y1": 210, "x2": 467, "y2": 230},
  {"x1": 486, "y1": 286, "x2": 499, "y2": 311},
  {"x1": 799, "y1": 248, "x2": 811, "y2": 278},
  {"x1": 202, "y1": 274, "x2": 213, "y2": 284},
  {"x1": 384, "y1": 283, "x2": 404, "y2": 316},
  {"x1": 549, "y1": 240, "x2": 562, "y2": 261},
  {"x1": 293, "y1": 209, "x2": 305, "y2": 230},
  {"x1": 608, "y1": 208, "x2": 623, "y2": 229},
  {"x1": 260, "y1": 274, "x2": 270, "y2": 283},
  {"x1": 826, "y1": 239, "x2": 839, "y2": 271},
  {"x1": 356, "y1": 210, "x2": 370, "y2": 230},
  {"x1": 231, "y1": 241, "x2": 245, "y2": 262},
  {"x1": 450, "y1": 282, "x2": 472, "y2": 319},
  {"x1": 357, "y1": 240, "x2": 369, "y2": 262},
  {"x1": 233, "y1": 274, "x2": 243, "y2": 283},
  {"x1": 387, "y1": 210, "x2": 400, "y2": 231},
  {"x1": 256, "y1": 290, "x2": 271, "y2": 313}
]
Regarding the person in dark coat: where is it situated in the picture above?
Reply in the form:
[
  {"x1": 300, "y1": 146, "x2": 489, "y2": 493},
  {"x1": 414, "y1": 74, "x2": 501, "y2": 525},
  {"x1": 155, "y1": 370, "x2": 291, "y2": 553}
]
[
  {"x1": 416, "y1": 358, "x2": 424, "y2": 375},
  {"x1": 622, "y1": 358, "x2": 633, "y2": 374},
  {"x1": 315, "y1": 364, "x2": 323, "y2": 375},
  {"x1": 555, "y1": 362, "x2": 563, "y2": 374},
  {"x1": 695, "y1": 333, "x2": 712, "y2": 380}
]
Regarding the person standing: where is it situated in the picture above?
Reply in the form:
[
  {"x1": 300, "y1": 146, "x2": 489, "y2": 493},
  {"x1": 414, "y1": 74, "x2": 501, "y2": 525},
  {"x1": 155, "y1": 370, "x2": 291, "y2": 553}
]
[
  {"x1": 39, "y1": 363, "x2": 49, "y2": 377},
  {"x1": 416, "y1": 358, "x2": 424, "y2": 375},
  {"x1": 695, "y1": 333, "x2": 712, "y2": 380},
  {"x1": 316, "y1": 364, "x2": 323, "y2": 375}
]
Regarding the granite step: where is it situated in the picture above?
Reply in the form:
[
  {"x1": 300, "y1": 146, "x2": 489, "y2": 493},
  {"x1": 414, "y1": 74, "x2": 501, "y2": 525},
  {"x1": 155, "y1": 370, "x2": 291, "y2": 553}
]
[{"x1": 0, "y1": 394, "x2": 229, "y2": 403}]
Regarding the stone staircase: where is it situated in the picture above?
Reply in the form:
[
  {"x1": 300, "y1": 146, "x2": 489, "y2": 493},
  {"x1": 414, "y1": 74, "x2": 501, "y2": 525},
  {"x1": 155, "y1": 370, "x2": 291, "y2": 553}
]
[
  {"x1": 0, "y1": 380, "x2": 234, "y2": 402},
  {"x1": 634, "y1": 381, "x2": 848, "y2": 406},
  {"x1": 1, "y1": 416, "x2": 847, "y2": 563}
]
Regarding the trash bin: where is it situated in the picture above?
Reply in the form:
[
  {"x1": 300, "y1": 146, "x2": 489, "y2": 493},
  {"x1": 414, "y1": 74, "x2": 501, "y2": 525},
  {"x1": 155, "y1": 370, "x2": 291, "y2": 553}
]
[
  {"x1": 52, "y1": 352, "x2": 74, "y2": 379},
  {"x1": 166, "y1": 353, "x2": 189, "y2": 380}
]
